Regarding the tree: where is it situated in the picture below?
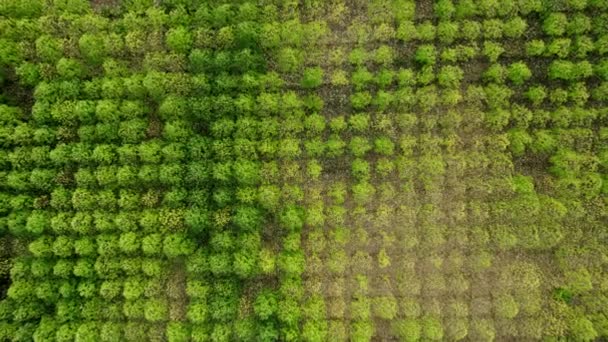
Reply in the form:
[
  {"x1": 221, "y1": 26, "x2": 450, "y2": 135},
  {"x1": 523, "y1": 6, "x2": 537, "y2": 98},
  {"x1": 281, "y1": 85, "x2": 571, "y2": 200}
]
[
  {"x1": 184, "y1": 208, "x2": 209, "y2": 234},
  {"x1": 35, "y1": 35, "x2": 63, "y2": 62},
  {"x1": 101, "y1": 77, "x2": 125, "y2": 99},
  {"x1": 547, "y1": 38, "x2": 571, "y2": 58},
  {"x1": 526, "y1": 86, "x2": 547, "y2": 106},
  {"x1": 259, "y1": 22, "x2": 280, "y2": 48},
  {"x1": 73, "y1": 258, "x2": 95, "y2": 278},
  {"x1": 352, "y1": 182, "x2": 375, "y2": 205},
  {"x1": 233, "y1": 244, "x2": 258, "y2": 278},
  {"x1": 99, "y1": 279, "x2": 121, "y2": 300},
  {"x1": 570, "y1": 317, "x2": 598, "y2": 341},
  {"x1": 166, "y1": 26, "x2": 192, "y2": 54},
  {"x1": 373, "y1": 296, "x2": 398, "y2": 320},
  {"x1": 123, "y1": 277, "x2": 146, "y2": 301},
  {"x1": 185, "y1": 300, "x2": 207, "y2": 324},
  {"x1": 303, "y1": 113, "x2": 326, "y2": 136},
  {"x1": 159, "y1": 164, "x2": 183, "y2": 186},
  {"x1": 372, "y1": 22, "x2": 395, "y2": 42},
  {"x1": 278, "y1": 48, "x2": 303, "y2": 73},
  {"x1": 138, "y1": 140, "x2": 162, "y2": 164},
  {"x1": 392, "y1": 319, "x2": 421, "y2": 342},
  {"x1": 277, "y1": 251, "x2": 305, "y2": 275},
  {"x1": 163, "y1": 121, "x2": 192, "y2": 143},
  {"x1": 348, "y1": 113, "x2": 370, "y2": 132},
  {"x1": 232, "y1": 206, "x2": 263, "y2": 231},
  {"x1": 483, "y1": 41, "x2": 504, "y2": 62},
  {"x1": 373, "y1": 90, "x2": 394, "y2": 111},
  {"x1": 422, "y1": 316, "x2": 444, "y2": 341},
  {"x1": 573, "y1": 61, "x2": 593, "y2": 80},
  {"x1": 526, "y1": 40, "x2": 545, "y2": 57},
  {"x1": 277, "y1": 138, "x2": 301, "y2": 159},
  {"x1": 119, "y1": 232, "x2": 139, "y2": 254},
  {"x1": 76, "y1": 322, "x2": 100, "y2": 342},
  {"x1": 495, "y1": 294, "x2": 519, "y2": 318},
  {"x1": 437, "y1": 21, "x2": 458, "y2": 44},
  {"x1": 56, "y1": 58, "x2": 84, "y2": 80},
  {"x1": 415, "y1": 45, "x2": 436, "y2": 65},
  {"x1": 233, "y1": 160, "x2": 260, "y2": 185},
  {"x1": 52, "y1": 236, "x2": 73, "y2": 258},
  {"x1": 549, "y1": 89, "x2": 568, "y2": 108},
  {"x1": 507, "y1": 62, "x2": 532, "y2": 85},
  {"x1": 302, "y1": 320, "x2": 328, "y2": 342},
  {"x1": 26, "y1": 211, "x2": 48, "y2": 235},
  {"x1": 306, "y1": 159, "x2": 322, "y2": 181},
  {"x1": 543, "y1": 13, "x2": 568, "y2": 36},
  {"x1": 142, "y1": 259, "x2": 164, "y2": 279},
  {"x1": 374, "y1": 45, "x2": 394, "y2": 65},
  {"x1": 163, "y1": 233, "x2": 195, "y2": 258},
  {"x1": 471, "y1": 319, "x2": 495, "y2": 341},
  {"x1": 351, "y1": 67, "x2": 373, "y2": 90},
  {"x1": 120, "y1": 100, "x2": 149, "y2": 120},
  {"x1": 162, "y1": 188, "x2": 188, "y2": 208},
  {"x1": 349, "y1": 136, "x2": 371, "y2": 157},
  {"x1": 508, "y1": 129, "x2": 532, "y2": 156},
  {"x1": 484, "y1": 84, "x2": 513, "y2": 109},
  {"x1": 166, "y1": 322, "x2": 189, "y2": 342},
  {"x1": 350, "y1": 92, "x2": 372, "y2": 110},
  {"x1": 564, "y1": 268, "x2": 593, "y2": 294},
  {"x1": 417, "y1": 21, "x2": 436, "y2": 41},
  {"x1": 185, "y1": 281, "x2": 209, "y2": 301},
  {"x1": 158, "y1": 96, "x2": 188, "y2": 121},
  {"x1": 435, "y1": 0, "x2": 455, "y2": 19},
  {"x1": 483, "y1": 63, "x2": 505, "y2": 84},
  {"x1": 374, "y1": 136, "x2": 395, "y2": 156},
  {"x1": 504, "y1": 17, "x2": 527, "y2": 38},
  {"x1": 254, "y1": 290, "x2": 278, "y2": 320},
  {"x1": 280, "y1": 206, "x2": 304, "y2": 231},
  {"x1": 519, "y1": 0, "x2": 542, "y2": 14},
  {"x1": 79, "y1": 34, "x2": 106, "y2": 64},
  {"x1": 325, "y1": 134, "x2": 346, "y2": 157},
  {"x1": 301, "y1": 67, "x2": 324, "y2": 89},
  {"x1": 118, "y1": 119, "x2": 146, "y2": 143},
  {"x1": 144, "y1": 298, "x2": 168, "y2": 322},
  {"x1": 483, "y1": 19, "x2": 503, "y2": 39},
  {"x1": 91, "y1": 145, "x2": 115, "y2": 165},
  {"x1": 99, "y1": 322, "x2": 123, "y2": 341},
  {"x1": 257, "y1": 185, "x2": 280, "y2": 212},
  {"x1": 397, "y1": 21, "x2": 418, "y2": 41},
  {"x1": 74, "y1": 237, "x2": 96, "y2": 256},
  {"x1": 375, "y1": 68, "x2": 395, "y2": 89},
  {"x1": 348, "y1": 47, "x2": 368, "y2": 65},
  {"x1": 351, "y1": 321, "x2": 373, "y2": 342},
  {"x1": 438, "y1": 65, "x2": 463, "y2": 88}
]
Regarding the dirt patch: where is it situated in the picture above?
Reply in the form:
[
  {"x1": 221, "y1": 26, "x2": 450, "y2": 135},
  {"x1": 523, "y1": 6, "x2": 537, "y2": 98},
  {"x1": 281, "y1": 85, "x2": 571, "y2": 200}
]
[
  {"x1": 0, "y1": 68, "x2": 34, "y2": 116},
  {"x1": 415, "y1": 0, "x2": 435, "y2": 21},
  {"x1": 90, "y1": 0, "x2": 122, "y2": 16},
  {"x1": 166, "y1": 261, "x2": 187, "y2": 321}
]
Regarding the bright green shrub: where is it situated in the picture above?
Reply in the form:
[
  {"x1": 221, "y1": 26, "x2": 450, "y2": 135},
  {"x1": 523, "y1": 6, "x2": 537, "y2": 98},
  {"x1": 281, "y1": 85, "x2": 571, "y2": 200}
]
[
  {"x1": 435, "y1": 0, "x2": 455, "y2": 19},
  {"x1": 396, "y1": 21, "x2": 418, "y2": 41},
  {"x1": 507, "y1": 61, "x2": 532, "y2": 85},
  {"x1": 415, "y1": 45, "x2": 436, "y2": 65},
  {"x1": 438, "y1": 65, "x2": 464, "y2": 88},
  {"x1": 504, "y1": 17, "x2": 527, "y2": 38},
  {"x1": 392, "y1": 319, "x2": 421, "y2": 342},
  {"x1": 301, "y1": 67, "x2": 324, "y2": 89},
  {"x1": 543, "y1": 13, "x2": 568, "y2": 36}
]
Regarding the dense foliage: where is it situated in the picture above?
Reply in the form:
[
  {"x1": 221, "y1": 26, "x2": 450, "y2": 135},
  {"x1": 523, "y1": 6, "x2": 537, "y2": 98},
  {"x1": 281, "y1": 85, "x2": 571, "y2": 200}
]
[{"x1": 0, "y1": 0, "x2": 608, "y2": 341}]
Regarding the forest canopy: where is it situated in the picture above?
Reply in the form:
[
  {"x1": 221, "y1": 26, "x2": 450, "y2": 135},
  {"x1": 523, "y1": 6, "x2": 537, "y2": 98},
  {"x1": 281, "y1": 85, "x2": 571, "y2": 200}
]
[{"x1": 1, "y1": 0, "x2": 608, "y2": 341}]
